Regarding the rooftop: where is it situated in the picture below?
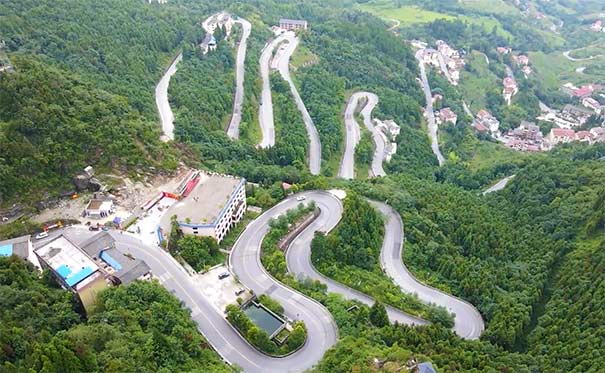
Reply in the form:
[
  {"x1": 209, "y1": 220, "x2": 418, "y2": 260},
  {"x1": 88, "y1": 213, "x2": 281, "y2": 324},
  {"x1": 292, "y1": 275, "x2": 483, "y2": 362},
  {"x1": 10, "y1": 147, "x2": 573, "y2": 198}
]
[
  {"x1": 163, "y1": 174, "x2": 244, "y2": 227},
  {"x1": 0, "y1": 235, "x2": 30, "y2": 259},
  {"x1": 279, "y1": 18, "x2": 307, "y2": 25},
  {"x1": 35, "y1": 235, "x2": 100, "y2": 287},
  {"x1": 79, "y1": 232, "x2": 150, "y2": 285}
]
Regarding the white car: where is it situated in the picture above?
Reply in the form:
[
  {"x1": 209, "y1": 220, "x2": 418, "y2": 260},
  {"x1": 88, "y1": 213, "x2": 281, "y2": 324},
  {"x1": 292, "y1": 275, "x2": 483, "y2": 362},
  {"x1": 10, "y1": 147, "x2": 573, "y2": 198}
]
[
  {"x1": 35, "y1": 231, "x2": 49, "y2": 240},
  {"x1": 296, "y1": 196, "x2": 306, "y2": 201}
]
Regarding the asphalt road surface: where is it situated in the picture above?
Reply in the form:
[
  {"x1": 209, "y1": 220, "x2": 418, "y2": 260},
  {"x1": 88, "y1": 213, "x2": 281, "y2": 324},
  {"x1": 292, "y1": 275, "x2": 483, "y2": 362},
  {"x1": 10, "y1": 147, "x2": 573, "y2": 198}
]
[
  {"x1": 415, "y1": 50, "x2": 445, "y2": 166},
  {"x1": 372, "y1": 201, "x2": 485, "y2": 340},
  {"x1": 258, "y1": 34, "x2": 288, "y2": 148},
  {"x1": 276, "y1": 32, "x2": 321, "y2": 175},
  {"x1": 155, "y1": 53, "x2": 182, "y2": 142},
  {"x1": 226, "y1": 18, "x2": 251, "y2": 140},
  {"x1": 482, "y1": 175, "x2": 516, "y2": 195},
  {"x1": 284, "y1": 192, "x2": 426, "y2": 326},
  {"x1": 338, "y1": 92, "x2": 386, "y2": 179},
  {"x1": 230, "y1": 191, "x2": 340, "y2": 372}
]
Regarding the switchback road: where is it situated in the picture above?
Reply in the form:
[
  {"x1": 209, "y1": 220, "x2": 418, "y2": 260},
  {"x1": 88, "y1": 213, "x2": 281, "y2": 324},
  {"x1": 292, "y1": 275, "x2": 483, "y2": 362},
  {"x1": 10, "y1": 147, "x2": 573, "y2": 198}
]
[
  {"x1": 372, "y1": 201, "x2": 485, "y2": 339},
  {"x1": 275, "y1": 32, "x2": 321, "y2": 175},
  {"x1": 338, "y1": 92, "x2": 386, "y2": 179},
  {"x1": 226, "y1": 18, "x2": 251, "y2": 140},
  {"x1": 415, "y1": 50, "x2": 445, "y2": 166},
  {"x1": 258, "y1": 34, "x2": 288, "y2": 148}
]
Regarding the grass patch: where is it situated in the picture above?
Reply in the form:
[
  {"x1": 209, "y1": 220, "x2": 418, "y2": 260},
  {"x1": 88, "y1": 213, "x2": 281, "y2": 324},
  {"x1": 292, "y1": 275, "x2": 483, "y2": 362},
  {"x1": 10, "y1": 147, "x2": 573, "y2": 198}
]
[
  {"x1": 459, "y1": 51, "x2": 500, "y2": 112},
  {"x1": 290, "y1": 44, "x2": 318, "y2": 71},
  {"x1": 467, "y1": 141, "x2": 537, "y2": 172}
]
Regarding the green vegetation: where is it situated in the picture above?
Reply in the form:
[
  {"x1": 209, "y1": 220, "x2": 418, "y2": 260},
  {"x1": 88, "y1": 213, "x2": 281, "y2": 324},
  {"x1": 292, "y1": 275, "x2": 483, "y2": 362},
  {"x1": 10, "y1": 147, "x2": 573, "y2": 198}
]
[
  {"x1": 0, "y1": 256, "x2": 229, "y2": 371},
  {"x1": 0, "y1": 57, "x2": 177, "y2": 204},
  {"x1": 261, "y1": 203, "x2": 316, "y2": 279},
  {"x1": 175, "y1": 235, "x2": 224, "y2": 272}
]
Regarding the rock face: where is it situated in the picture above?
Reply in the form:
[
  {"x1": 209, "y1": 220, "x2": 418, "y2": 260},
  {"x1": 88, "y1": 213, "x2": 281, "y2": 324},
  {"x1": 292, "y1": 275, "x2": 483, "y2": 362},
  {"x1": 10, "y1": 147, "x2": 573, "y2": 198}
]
[{"x1": 73, "y1": 174, "x2": 90, "y2": 191}]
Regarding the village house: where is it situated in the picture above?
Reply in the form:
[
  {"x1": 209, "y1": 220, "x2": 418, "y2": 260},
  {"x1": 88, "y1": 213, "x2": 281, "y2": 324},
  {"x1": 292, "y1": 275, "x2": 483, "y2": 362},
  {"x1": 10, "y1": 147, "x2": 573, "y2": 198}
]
[
  {"x1": 496, "y1": 46, "x2": 511, "y2": 55},
  {"x1": 547, "y1": 128, "x2": 576, "y2": 146},
  {"x1": 513, "y1": 55, "x2": 530, "y2": 66},
  {"x1": 522, "y1": 65, "x2": 533, "y2": 79},
  {"x1": 581, "y1": 97, "x2": 602, "y2": 114},
  {"x1": 562, "y1": 104, "x2": 593, "y2": 125},
  {"x1": 279, "y1": 19, "x2": 308, "y2": 31},
  {"x1": 502, "y1": 77, "x2": 518, "y2": 105},
  {"x1": 200, "y1": 34, "x2": 217, "y2": 54},
  {"x1": 591, "y1": 20, "x2": 603, "y2": 32},
  {"x1": 437, "y1": 107, "x2": 458, "y2": 125},
  {"x1": 475, "y1": 109, "x2": 500, "y2": 135}
]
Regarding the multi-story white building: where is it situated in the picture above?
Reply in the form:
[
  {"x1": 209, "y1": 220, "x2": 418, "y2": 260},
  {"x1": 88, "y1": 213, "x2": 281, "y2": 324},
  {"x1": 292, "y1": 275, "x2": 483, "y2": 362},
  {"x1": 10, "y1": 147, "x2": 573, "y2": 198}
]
[{"x1": 163, "y1": 174, "x2": 246, "y2": 243}]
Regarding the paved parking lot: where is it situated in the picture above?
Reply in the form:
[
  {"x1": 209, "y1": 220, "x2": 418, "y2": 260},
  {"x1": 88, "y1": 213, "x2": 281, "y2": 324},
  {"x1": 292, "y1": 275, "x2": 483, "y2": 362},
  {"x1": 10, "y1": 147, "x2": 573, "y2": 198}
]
[{"x1": 195, "y1": 265, "x2": 252, "y2": 314}]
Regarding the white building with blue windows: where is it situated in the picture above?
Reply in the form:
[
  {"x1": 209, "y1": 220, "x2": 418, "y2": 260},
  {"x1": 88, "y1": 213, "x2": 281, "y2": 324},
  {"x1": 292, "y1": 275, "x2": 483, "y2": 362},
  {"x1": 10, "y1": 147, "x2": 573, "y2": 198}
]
[{"x1": 161, "y1": 173, "x2": 246, "y2": 243}]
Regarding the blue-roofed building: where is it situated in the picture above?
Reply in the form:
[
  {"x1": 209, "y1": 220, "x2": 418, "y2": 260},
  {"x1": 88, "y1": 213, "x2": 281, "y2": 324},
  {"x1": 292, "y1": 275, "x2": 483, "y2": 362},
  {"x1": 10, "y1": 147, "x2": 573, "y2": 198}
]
[
  {"x1": 0, "y1": 235, "x2": 31, "y2": 261},
  {"x1": 35, "y1": 234, "x2": 108, "y2": 313},
  {"x1": 418, "y1": 362, "x2": 437, "y2": 373}
]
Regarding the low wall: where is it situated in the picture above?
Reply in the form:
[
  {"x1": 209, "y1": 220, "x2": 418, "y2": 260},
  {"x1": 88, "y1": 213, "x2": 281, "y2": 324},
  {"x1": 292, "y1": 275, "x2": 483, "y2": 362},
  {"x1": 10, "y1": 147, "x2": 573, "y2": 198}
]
[{"x1": 277, "y1": 209, "x2": 320, "y2": 251}]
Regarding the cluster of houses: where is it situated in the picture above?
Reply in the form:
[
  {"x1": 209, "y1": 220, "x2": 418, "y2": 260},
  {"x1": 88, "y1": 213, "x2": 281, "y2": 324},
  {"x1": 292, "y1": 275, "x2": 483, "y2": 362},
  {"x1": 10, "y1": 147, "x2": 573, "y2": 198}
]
[
  {"x1": 546, "y1": 127, "x2": 605, "y2": 149},
  {"x1": 537, "y1": 103, "x2": 598, "y2": 129},
  {"x1": 373, "y1": 119, "x2": 401, "y2": 162},
  {"x1": 200, "y1": 12, "x2": 234, "y2": 54},
  {"x1": 503, "y1": 121, "x2": 544, "y2": 152},
  {"x1": 415, "y1": 40, "x2": 465, "y2": 85},
  {"x1": 590, "y1": 20, "x2": 605, "y2": 32},
  {"x1": 502, "y1": 121, "x2": 605, "y2": 152},
  {"x1": 496, "y1": 47, "x2": 532, "y2": 76}
]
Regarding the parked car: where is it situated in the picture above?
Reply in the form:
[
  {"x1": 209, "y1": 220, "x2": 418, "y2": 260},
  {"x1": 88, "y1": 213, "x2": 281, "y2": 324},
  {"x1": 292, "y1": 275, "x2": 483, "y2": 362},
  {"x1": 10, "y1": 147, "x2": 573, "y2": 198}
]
[
  {"x1": 218, "y1": 272, "x2": 230, "y2": 280},
  {"x1": 89, "y1": 225, "x2": 100, "y2": 231},
  {"x1": 296, "y1": 196, "x2": 306, "y2": 201},
  {"x1": 35, "y1": 232, "x2": 49, "y2": 240},
  {"x1": 235, "y1": 288, "x2": 245, "y2": 296}
]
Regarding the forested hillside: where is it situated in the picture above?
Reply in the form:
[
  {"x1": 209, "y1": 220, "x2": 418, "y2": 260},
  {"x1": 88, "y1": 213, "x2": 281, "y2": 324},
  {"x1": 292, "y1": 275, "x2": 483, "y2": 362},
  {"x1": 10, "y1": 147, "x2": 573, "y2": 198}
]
[
  {"x1": 0, "y1": 58, "x2": 177, "y2": 203},
  {"x1": 0, "y1": 257, "x2": 229, "y2": 371}
]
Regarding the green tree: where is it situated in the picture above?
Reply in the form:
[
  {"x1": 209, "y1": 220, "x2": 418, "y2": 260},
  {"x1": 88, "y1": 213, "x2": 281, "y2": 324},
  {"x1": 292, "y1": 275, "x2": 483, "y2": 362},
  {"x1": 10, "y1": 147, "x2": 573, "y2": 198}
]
[{"x1": 369, "y1": 301, "x2": 389, "y2": 327}]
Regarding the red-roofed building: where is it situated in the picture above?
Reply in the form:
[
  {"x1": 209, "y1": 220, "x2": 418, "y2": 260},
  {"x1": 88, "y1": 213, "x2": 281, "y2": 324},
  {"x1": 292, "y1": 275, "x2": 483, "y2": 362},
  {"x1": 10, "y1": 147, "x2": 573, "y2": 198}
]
[
  {"x1": 576, "y1": 131, "x2": 592, "y2": 142},
  {"x1": 438, "y1": 107, "x2": 457, "y2": 125},
  {"x1": 572, "y1": 86, "x2": 594, "y2": 98},
  {"x1": 548, "y1": 128, "x2": 576, "y2": 146}
]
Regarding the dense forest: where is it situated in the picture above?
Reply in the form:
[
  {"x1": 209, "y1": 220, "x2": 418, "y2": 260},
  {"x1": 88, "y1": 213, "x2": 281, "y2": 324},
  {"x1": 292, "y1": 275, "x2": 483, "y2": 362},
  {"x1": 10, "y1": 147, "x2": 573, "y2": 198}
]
[{"x1": 0, "y1": 257, "x2": 229, "y2": 372}]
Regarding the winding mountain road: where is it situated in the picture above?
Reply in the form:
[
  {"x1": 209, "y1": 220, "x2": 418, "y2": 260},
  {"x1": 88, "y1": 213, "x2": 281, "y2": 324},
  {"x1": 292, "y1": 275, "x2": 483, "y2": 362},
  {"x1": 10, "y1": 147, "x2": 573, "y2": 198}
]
[
  {"x1": 156, "y1": 53, "x2": 182, "y2": 142},
  {"x1": 283, "y1": 192, "x2": 425, "y2": 326},
  {"x1": 372, "y1": 201, "x2": 485, "y2": 339},
  {"x1": 258, "y1": 34, "x2": 289, "y2": 148},
  {"x1": 339, "y1": 92, "x2": 386, "y2": 179},
  {"x1": 415, "y1": 51, "x2": 445, "y2": 166},
  {"x1": 275, "y1": 32, "x2": 321, "y2": 175},
  {"x1": 226, "y1": 18, "x2": 252, "y2": 140}
]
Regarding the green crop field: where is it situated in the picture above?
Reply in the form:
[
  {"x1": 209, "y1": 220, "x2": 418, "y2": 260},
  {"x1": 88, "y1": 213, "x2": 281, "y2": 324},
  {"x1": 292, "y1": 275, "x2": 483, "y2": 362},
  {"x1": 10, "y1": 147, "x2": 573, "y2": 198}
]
[{"x1": 357, "y1": 0, "x2": 512, "y2": 38}]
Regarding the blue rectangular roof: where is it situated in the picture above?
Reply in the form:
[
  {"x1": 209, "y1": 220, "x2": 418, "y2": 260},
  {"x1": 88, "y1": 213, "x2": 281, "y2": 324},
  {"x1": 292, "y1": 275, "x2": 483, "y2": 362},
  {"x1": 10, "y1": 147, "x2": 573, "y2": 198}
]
[{"x1": 0, "y1": 244, "x2": 13, "y2": 257}]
